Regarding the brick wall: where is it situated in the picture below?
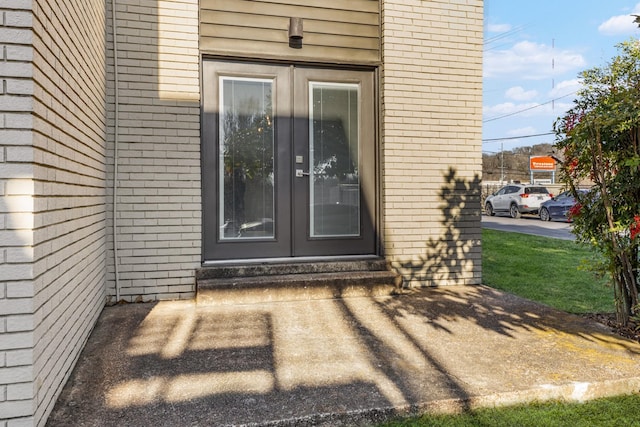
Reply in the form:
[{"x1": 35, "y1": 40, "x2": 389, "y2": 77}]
[
  {"x1": 0, "y1": 2, "x2": 37, "y2": 424},
  {"x1": 380, "y1": 0, "x2": 484, "y2": 286},
  {"x1": 1, "y1": 0, "x2": 108, "y2": 425},
  {"x1": 0, "y1": 0, "x2": 484, "y2": 425},
  {"x1": 105, "y1": 0, "x2": 201, "y2": 302},
  {"x1": 31, "y1": 0, "x2": 108, "y2": 424}
]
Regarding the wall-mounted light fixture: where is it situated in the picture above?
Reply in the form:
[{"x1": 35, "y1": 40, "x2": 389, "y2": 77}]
[{"x1": 289, "y1": 17, "x2": 303, "y2": 48}]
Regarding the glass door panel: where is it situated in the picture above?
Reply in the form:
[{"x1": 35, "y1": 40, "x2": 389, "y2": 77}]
[
  {"x1": 309, "y1": 83, "x2": 361, "y2": 237},
  {"x1": 219, "y1": 77, "x2": 275, "y2": 240},
  {"x1": 293, "y1": 68, "x2": 376, "y2": 257},
  {"x1": 202, "y1": 61, "x2": 291, "y2": 261}
]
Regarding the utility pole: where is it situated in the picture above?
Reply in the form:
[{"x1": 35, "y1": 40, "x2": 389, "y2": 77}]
[
  {"x1": 500, "y1": 142, "x2": 505, "y2": 183},
  {"x1": 551, "y1": 38, "x2": 555, "y2": 111}
]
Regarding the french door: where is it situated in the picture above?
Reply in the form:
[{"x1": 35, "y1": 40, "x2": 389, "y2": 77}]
[{"x1": 202, "y1": 61, "x2": 376, "y2": 261}]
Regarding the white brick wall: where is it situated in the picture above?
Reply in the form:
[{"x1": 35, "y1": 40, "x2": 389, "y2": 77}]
[
  {"x1": 0, "y1": 0, "x2": 484, "y2": 425},
  {"x1": 31, "y1": 0, "x2": 107, "y2": 423},
  {"x1": 381, "y1": 0, "x2": 483, "y2": 286},
  {"x1": 103, "y1": 0, "x2": 481, "y2": 296},
  {"x1": 1, "y1": 0, "x2": 108, "y2": 425},
  {"x1": 105, "y1": 0, "x2": 201, "y2": 302},
  {"x1": 0, "y1": 1, "x2": 37, "y2": 423}
]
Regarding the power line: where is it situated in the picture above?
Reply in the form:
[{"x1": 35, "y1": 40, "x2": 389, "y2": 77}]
[
  {"x1": 484, "y1": 24, "x2": 529, "y2": 47},
  {"x1": 482, "y1": 132, "x2": 554, "y2": 143},
  {"x1": 483, "y1": 92, "x2": 575, "y2": 123}
]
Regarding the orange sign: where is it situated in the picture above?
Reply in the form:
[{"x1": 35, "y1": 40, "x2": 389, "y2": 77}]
[{"x1": 530, "y1": 156, "x2": 556, "y2": 171}]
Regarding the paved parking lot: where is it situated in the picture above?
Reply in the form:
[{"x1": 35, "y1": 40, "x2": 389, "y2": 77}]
[{"x1": 482, "y1": 215, "x2": 575, "y2": 240}]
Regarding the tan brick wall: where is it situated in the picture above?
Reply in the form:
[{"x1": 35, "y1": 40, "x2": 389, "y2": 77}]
[
  {"x1": 0, "y1": 1, "x2": 37, "y2": 423},
  {"x1": 105, "y1": 0, "x2": 201, "y2": 302},
  {"x1": 31, "y1": 0, "x2": 108, "y2": 424},
  {"x1": 0, "y1": 0, "x2": 485, "y2": 425},
  {"x1": 1, "y1": 0, "x2": 108, "y2": 425},
  {"x1": 380, "y1": 0, "x2": 483, "y2": 286}
]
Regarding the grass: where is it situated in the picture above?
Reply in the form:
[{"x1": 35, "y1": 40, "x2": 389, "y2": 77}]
[
  {"x1": 379, "y1": 394, "x2": 640, "y2": 427},
  {"x1": 377, "y1": 228, "x2": 638, "y2": 427},
  {"x1": 481, "y1": 228, "x2": 613, "y2": 314}
]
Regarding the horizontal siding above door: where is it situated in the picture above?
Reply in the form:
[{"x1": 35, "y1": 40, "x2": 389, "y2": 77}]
[{"x1": 200, "y1": 0, "x2": 380, "y2": 65}]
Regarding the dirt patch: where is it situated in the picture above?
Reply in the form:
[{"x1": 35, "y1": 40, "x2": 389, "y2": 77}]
[{"x1": 584, "y1": 313, "x2": 640, "y2": 343}]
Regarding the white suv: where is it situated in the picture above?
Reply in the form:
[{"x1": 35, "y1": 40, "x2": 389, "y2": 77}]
[{"x1": 485, "y1": 184, "x2": 552, "y2": 218}]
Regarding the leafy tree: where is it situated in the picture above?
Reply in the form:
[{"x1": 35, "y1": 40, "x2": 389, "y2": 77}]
[{"x1": 554, "y1": 40, "x2": 640, "y2": 325}]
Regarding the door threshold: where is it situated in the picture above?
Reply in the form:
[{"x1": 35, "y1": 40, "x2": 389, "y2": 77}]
[{"x1": 202, "y1": 254, "x2": 381, "y2": 267}]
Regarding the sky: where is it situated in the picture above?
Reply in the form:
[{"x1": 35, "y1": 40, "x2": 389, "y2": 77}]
[{"x1": 483, "y1": 1, "x2": 640, "y2": 154}]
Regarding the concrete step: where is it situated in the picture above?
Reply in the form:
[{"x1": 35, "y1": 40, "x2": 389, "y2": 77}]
[{"x1": 196, "y1": 259, "x2": 402, "y2": 305}]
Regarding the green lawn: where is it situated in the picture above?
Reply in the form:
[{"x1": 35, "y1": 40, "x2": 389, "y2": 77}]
[
  {"x1": 378, "y1": 228, "x2": 637, "y2": 427},
  {"x1": 481, "y1": 228, "x2": 613, "y2": 314},
  {"x1": 380, "y1": 394, "x2": 640, "y2": 427}
]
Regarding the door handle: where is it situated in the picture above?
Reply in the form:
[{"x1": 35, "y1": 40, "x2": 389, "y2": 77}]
[{"x1": 295, "y1": 169, "x2": 310, "y2": 177}]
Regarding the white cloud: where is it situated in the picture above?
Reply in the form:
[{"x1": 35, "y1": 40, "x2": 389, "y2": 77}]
[
  {"x1": 507, "y1": 126, "x2": 537, "y2": 136},
  {"x1": 484, "y1": 41, "x2": 586, "y2": 80},
  {"x1": 483, "y1": 100, "x2": 574, "y2": 122},
  {"x1": 552, "y1": 101, "x2": 574, "y2": 114},
  {"x1": 483, "y1": 102, "x2": 539, "y2": 118},
  {"x1": 487, "y1": 23, "x2": 512, "y2": 33},
  {"x1": 483, "y1": 102, "x2": 516, "y2": 116},
  {"x1": 598, "y1": 15, "x2": 637, "y2": 36},
  {"x1": 598, "y1": 4, "x2": 640, "y2": 36},
  {"x1": 549, "y1": 78, "x2": 582, "y2": 99},
  {"x1": 505, "y1": 86, "x2": 538, "y2": 101}
]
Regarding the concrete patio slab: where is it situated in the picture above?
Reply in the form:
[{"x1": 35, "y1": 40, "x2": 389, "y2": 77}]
[{"x1": 46, "y1": 285, "x2": 640, "y2": 426}]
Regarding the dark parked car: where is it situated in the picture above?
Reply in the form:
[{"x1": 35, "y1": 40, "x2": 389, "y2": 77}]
[{"x1": 539, "y1": 189, "x2": 587, "y2": 222}]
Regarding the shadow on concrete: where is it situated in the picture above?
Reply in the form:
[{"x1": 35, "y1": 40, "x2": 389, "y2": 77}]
[
  {"x1": 47, "y1": 286, "x2": 640, "y2": 426},
  {"x1": 47, "y1": 166, "x2": 640, "y2": 426}
]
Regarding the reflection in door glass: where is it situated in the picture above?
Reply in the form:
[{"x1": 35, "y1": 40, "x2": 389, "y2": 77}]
[
  {"x1": 310, "y1": 83, "x2": 360, "y2": 237},
  {"x1": 219, "y1": 77, "x2": 275, "y2": 240}
]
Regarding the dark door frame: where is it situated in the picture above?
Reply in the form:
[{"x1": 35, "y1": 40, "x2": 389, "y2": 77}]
[
  {"x1": 292, "y1": 67, "x2": 376, "y2": 257},
  {"x1": 201, "y1": 59, "x2": 378, "y2": 262}
]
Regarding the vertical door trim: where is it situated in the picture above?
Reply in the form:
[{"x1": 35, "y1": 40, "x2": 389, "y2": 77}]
[
  {"x1": 202, "y1": 61, "x2": 292, "y2": 260},
  {"x1": 292, "y1": 67, "x2": 376, "y2": 257}
]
